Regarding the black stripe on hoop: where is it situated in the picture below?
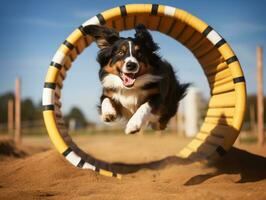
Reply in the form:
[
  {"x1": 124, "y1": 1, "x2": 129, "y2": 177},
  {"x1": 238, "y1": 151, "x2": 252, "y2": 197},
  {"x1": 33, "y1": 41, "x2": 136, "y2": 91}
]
[
  {"x1": 151, "y1": 4, "x2": 159, "y2": 15},
  {"x1": 62, "y1": 147, "x2": 72, "y2": 157},
  {"x1": 50, "y1": 61, "x2": 62, "y2": 70},
  {"x1": 78, "y1": 26, "x2": 86, "y2": 35},
  {"x1": 63, "y1": 40, "x2": 74, "y2": 50},
  {"x1": 233, "y1": 76, "x2": 245, "y2": 84},
  {"x1": 215, "y1": 38, "x2": 226, "y2": 48},
  {"x1": 226, "y1": 56, "x2": 238, "y2": 65},
  {"x1": 120, "y1": 5, "x2": 127, "y2": 17},
  {"x1": 202, "y1": 26, "x2": 213, "y2": 37},
  {"x1": 95, "y1": 167, "x2": 100, "y2": 172},
  {"x1": 96, "y1": 13, "x2": 106, "y2": 25},
  {"x1": 77, "y1": 159, "x2": 86, "y2": 168},
  {"x1": 43, "y1": 105, "x2": 54, "y2": 111},
  {"x1": 44, "y1": 82, "x2": 56, "y2": 89}
]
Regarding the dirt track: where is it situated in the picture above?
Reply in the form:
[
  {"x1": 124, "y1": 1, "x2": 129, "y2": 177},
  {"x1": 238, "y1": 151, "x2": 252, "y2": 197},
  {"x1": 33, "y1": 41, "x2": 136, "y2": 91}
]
[{"x1": 0, "y1": 134, "x2": 266, "y2": 200}]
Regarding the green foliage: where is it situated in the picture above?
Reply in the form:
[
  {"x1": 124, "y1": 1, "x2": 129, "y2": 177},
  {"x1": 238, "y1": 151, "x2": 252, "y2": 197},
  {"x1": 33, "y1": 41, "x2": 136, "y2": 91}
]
[
  {"x1": 0, "y1": 92, "x2": 43, "y2": 124},
  {"x1": 0, "y1": 92, "x2": 92, "y2": 128},
  {"x1": 21, "y1": 98, "x2": 42, "y2": 121},
  {"x1": 0, "y1": 92, "x2": 14, "y2": 124},
  {"x1": 64, "y1": 107, "x2": 91, "y2": 128},
  {"x1": 244, "y1": 95, "x2": 266, "y2": 123}
]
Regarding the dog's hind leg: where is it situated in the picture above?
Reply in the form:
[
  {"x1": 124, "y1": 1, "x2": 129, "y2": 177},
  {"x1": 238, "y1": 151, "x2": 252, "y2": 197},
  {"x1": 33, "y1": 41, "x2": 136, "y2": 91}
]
[{"x1": 125, "y1": 102, "x2": 158, "y2": 134}]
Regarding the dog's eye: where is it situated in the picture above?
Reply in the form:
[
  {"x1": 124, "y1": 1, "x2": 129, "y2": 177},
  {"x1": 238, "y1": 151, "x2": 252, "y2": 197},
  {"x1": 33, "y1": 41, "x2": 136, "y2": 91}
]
[{"x1": 117, "y1": 51, "x2": 124, "y2": 56}]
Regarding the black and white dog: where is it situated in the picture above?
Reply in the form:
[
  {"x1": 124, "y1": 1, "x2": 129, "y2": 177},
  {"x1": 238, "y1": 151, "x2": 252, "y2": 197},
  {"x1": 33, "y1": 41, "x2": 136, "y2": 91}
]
[{"x1": 85, "y1": 24, "x2": 189, "y2": 134}]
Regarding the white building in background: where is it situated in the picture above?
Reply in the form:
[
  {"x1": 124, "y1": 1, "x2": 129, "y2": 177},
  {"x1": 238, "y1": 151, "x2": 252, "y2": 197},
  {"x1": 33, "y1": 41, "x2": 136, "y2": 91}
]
[
  {"x1": 183, "y1": 87, "x2": 206, "y2": 137},
  {"x1": 69, "y1": 118, "x2": 76, "y2": 131}
]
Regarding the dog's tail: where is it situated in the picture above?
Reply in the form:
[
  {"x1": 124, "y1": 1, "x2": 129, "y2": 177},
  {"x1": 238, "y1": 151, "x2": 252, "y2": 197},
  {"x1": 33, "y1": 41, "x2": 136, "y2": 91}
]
[{"x1": 177, "y1": 83, "x2": 190, "y2": 101}]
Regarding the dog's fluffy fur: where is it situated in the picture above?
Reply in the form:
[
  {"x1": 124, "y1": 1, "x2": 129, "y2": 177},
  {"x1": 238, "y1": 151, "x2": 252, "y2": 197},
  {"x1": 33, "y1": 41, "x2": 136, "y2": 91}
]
[{"x1": 86, "y1": 24, "x2": 189, "y2": 134}]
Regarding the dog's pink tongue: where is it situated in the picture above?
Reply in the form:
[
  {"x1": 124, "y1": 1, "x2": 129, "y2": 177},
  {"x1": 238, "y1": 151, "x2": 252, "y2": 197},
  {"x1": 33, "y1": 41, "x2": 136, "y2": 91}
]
[{"x1": 122, "y1": 73, "x2": 135, "y2": 87}]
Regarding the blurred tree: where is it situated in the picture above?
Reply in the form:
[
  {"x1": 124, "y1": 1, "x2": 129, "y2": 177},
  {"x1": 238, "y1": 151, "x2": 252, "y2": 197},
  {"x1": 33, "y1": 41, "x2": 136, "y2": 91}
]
[
  {"x1": 0, "y1": 93, "x2": 95, "y2": 130},
  {"x1": 34, "y1": 100, "x2": 43, "y2": 120},
  {"x1": 0, "y1": 92, "x2": 14, "y2": 124},
  {"x1": 21, "y1": 98, "x2": 38, "y2": 121},
  {"x1": 0, "y1": 92, "x2": 42, "y2": 124},
  {"x1": 243, "y1": 94, "x2": 266, "y2": 130},
  {"x1": 64, "y1": 106, "x2": 94, "y2": 129}
]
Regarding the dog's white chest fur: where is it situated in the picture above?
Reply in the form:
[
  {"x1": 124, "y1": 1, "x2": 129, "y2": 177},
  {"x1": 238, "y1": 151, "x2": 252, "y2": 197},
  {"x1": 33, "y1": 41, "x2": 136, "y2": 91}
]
[
  {"x1": 112, "y1": 89, "x2": 145, "y2": 113},
  {"x1": 102, "y1": 73, "x2": 162, "y2": 113}
]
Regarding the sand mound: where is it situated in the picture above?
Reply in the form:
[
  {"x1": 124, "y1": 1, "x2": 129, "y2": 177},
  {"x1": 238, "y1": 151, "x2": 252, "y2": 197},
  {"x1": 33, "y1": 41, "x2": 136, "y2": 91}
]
[
  {"x1": 0, "y1": 139, "x2": 27, "y2": 158},
  {"x1": 0, "y1": 146, "x2": 265, "y2": 200},
  {"x1": 0, "y1": 137, "x2": 49, "y2": 161}
]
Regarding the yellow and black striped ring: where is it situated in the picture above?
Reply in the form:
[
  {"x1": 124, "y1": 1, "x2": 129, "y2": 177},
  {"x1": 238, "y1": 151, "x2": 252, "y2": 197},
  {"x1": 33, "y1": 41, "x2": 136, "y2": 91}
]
[{"x1": 42, "y1": 4, "x2": 246, "y2": 178}]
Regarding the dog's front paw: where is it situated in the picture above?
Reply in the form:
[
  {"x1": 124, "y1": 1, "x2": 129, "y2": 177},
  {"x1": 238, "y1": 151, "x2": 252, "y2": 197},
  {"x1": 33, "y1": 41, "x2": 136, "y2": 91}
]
[
  {"x1": 101, "y1": 111, "x2": 117, "y2": 123},
  {"x1": 101, "y1": 98, "x2": 117, "y2": 123},
  {"x1": 125, "y1": 118, "x2": 142, "y2": 134}
]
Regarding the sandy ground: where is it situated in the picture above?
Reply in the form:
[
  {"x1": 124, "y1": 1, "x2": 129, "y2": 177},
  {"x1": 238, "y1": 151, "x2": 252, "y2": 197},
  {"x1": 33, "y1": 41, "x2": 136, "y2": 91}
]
[{"x1": 0, "y1": 133, "x2": 266, "y2": 200}]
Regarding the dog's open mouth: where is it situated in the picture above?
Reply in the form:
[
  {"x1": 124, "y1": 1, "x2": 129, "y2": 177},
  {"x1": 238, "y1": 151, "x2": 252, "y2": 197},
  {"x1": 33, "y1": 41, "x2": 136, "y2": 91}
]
[{"x1": 121, "y1": 72, "x2": 136, "y2": 88}]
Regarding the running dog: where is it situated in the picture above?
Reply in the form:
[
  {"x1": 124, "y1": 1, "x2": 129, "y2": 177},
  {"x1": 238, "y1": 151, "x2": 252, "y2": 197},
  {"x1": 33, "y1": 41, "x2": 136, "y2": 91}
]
[{"x1": 85, "y1": 24, "x2": 189, "y2": 134}]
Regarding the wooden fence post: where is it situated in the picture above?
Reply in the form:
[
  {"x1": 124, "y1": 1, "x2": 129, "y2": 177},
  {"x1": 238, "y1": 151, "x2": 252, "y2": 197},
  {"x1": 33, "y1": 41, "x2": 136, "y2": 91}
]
[
  {"x1": 257, "y1": 46, "x2": 264, "y2": 146},
  {"x1": 8, "y1": 99, "x2": 14, "y2": 134},
  {"x1": 15, "y1": 78, "x2": 22, "y2": 144}
]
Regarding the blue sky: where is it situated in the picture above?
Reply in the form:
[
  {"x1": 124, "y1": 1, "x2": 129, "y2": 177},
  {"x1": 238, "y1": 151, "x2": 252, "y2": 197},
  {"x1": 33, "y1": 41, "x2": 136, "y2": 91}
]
[{"x1": 0, "y1": 0, "x2": 265, "y2": 123}]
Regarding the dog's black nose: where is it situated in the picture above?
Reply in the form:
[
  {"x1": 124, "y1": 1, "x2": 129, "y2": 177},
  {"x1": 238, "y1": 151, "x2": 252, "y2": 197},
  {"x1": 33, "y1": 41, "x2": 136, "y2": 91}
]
[{"x1": 126, "y1": 62, "x2": 137, "y2": 71}]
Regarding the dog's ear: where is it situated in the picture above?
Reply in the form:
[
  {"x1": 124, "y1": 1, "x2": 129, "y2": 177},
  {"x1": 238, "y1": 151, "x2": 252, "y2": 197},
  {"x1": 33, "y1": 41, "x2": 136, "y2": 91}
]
[
  {"x1": 83, "y1": 25, "x2": 119, "y2": 49},
  {"x1": 134, "y1": 24, "x2": 159, "y2": 52}
]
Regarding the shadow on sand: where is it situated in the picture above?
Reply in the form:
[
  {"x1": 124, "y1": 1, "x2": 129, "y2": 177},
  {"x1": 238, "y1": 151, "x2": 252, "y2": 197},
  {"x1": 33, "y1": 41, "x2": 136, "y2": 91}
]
[
  {"x1": 110, "y1": 145, "x2": 266, "y2": 185},
  {"x1": 110, "y1": 113, "x2": 266, "y2": 184},
  {"x1": 63, "y1": 113, "x2": 266, "y2": 184},
  {"x1": 184, "y1": 147, "x2": 266, "y2": 185}
]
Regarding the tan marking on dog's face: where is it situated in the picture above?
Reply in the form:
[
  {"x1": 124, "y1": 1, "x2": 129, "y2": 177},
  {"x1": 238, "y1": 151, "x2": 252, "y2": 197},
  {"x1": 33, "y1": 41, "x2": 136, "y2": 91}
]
[
  {"x1": 103, "y1": 41, "x2": 129, "y2": 76},
  {"x1": 103, "y1": 60, "x2": 124, "y2": 75},
  {"x1": 120, "y1": 44, "x2": 127, "y2": 52},
  {"x1": 134, "y1": 45, "x2": 140, "y2": 51}
]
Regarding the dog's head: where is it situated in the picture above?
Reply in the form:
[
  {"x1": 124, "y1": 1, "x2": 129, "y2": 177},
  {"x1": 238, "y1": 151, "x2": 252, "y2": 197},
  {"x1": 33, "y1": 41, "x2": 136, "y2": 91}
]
[{"x1": 85, "y1": 24, "x2": 160, "y2": 88}]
